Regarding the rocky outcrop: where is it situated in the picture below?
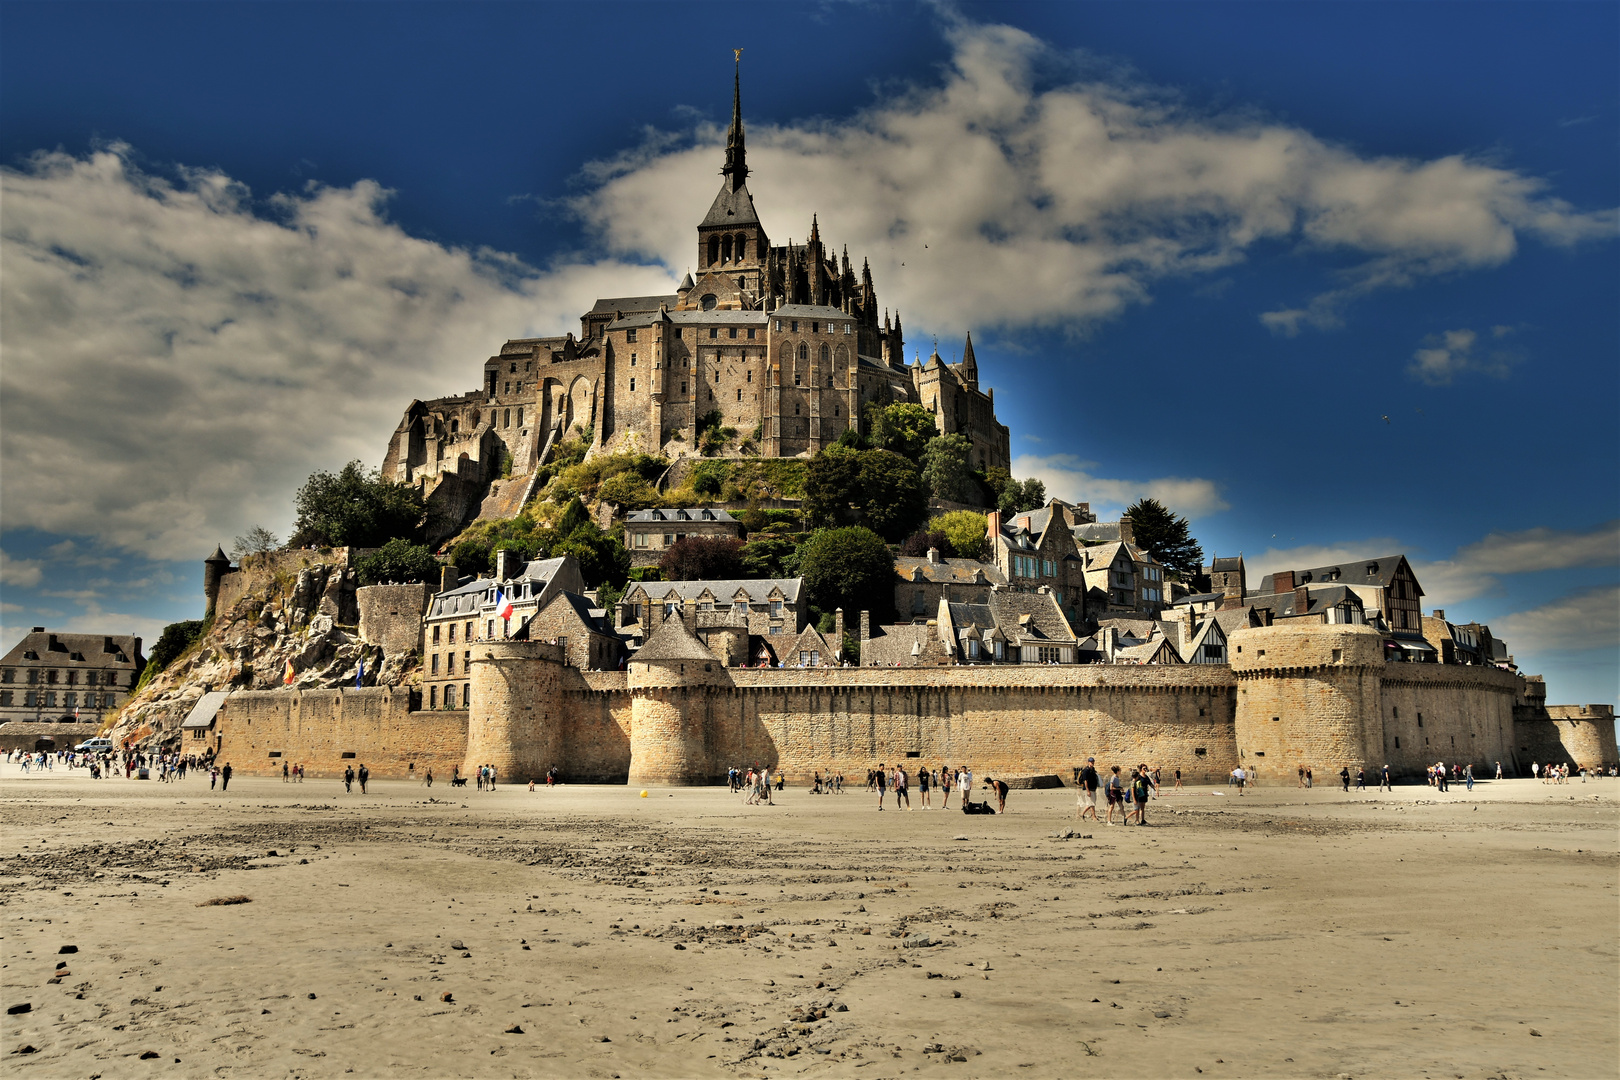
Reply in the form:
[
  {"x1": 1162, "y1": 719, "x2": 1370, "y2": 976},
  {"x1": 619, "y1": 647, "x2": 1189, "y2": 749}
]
[{"x1": 111, "y1": 556, "x2": 420, "y2": 749}]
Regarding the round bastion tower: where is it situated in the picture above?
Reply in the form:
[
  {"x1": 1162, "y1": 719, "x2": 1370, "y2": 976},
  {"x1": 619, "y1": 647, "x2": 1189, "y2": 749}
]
[
  {"x1": 466, "y1": 639, "x2": 567, "y2": 782},
  {"x1": 1229, "y1": 622, "x2": 1385, "y2": 783},
  {"x1": 203, "y1": 545, "x2": 232, "y2": 619},
  {"x1": 626, "y1": 615, "x2": 727, "y2": 787}
]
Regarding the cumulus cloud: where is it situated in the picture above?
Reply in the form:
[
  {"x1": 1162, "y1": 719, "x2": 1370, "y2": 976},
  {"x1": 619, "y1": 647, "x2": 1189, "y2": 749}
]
[
  {"x1": 1011, "y1": 453, "x2": 1228, "y2": 520},
  {"x1": 1244, "y1": 520, "x2": 1619, "y2": 608},
  {"x1": 1493, "y1": 586, "x2": 1620, "y2": 654},
  {"x1": 0, "y1": 550, "x2": 44, "y2": 589},
  {"x1": 577, "y1": 18, "x2": 1614, "y2": 338},
  {"x1": 1408, "y1": 325, "x2": 1523, "y2": 385},
  {"x1": 0, "y1": 146, "x2": 673, "y2": 559}
]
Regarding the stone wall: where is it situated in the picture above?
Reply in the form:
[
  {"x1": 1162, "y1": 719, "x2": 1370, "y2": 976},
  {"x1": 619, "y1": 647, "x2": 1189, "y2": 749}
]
[
  {"x1": 0, "y1": 721, "x2": 102, "y2": 753},
  {"x1": 213, "y1": 687, "x2": 464, "y2": 781},
  {"x1": 1378, "y1": 663, "x2": 1521, "y2": 776},
  {"x1": 1512, "y1": 703, "x2": 1619, "y2": 773},
  {"x1": 356, "y1": 584, "x2": 431, "y2": 658}
]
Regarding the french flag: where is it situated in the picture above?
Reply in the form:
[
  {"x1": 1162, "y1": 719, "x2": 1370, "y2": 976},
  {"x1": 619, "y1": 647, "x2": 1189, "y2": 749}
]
[{"x1": 494, "y1": 589, "x2": 515, "y2": 621}]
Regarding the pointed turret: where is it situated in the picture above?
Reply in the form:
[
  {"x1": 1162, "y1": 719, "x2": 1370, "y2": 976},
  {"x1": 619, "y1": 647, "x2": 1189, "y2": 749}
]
[
  {"x1": 959, "y1": 330, "x2": 979, "y2": 388},
  {"x1": 722, "y1": 58, "x2": 748, "y2": 192}
]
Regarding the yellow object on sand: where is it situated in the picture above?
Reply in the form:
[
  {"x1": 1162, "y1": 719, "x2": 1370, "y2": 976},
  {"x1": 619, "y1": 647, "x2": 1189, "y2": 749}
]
[{"x1": 640, "y1": 790, "x2": 649, "y2": 798}]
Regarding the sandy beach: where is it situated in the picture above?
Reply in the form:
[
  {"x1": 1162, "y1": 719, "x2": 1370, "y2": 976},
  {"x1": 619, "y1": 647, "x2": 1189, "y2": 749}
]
[{"x1": 2, "y1": 765, "x2": 1615, "y2": 1079}]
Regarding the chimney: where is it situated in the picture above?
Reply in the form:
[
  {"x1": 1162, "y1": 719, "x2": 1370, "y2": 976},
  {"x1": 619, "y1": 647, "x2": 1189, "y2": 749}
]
[
  {"x1": 1102, "y1": 625, "x2": 1118, "y2": 661},
  {"x1": 495, "y1": 548, "x2": 511, "y2": 582},
  {"x1": 1274, "y1": 570, "x2": 1294, "y2": 594},
  {"x1": 1117, "y1": 519, "x2": 1135, "y2": 546},
  {"x1": 1432, "y1": 609, "x2": 1445, "y2": 621},
  {"x1": 1294, "y1": 584, "x2": 1310, "y2": 616},
  {"x1": 927, "y1": 546, "x2": 940, "y2": 565},
  {"x1": 859, "y1": 610, "x2": 870, "y2": 645},
  {"x1": 834, "y1": 607, "x2": 844, "y2": 645},
  {"x1": 439, "y1": 563, "x2": 457, "y2": 594},
  {"x1": 1219, "y1": 593, "x2": 1242, "y2": 611},
  {"x1": 985, "y1": 510, "x2": 1001, "y2": 543}
]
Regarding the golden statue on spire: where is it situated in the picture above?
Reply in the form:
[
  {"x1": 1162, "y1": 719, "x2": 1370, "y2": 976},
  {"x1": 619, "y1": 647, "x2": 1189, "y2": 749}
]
[{"x1": 734, "y1": 47, "x2": 743, "y2": 62}]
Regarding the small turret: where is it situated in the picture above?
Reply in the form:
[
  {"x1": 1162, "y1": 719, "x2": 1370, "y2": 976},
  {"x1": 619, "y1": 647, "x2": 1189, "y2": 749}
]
[
  {"x1": 959, "y1": 330, "x2": 979, "y2": 388},
  {"x1": 203, "y1": 544, "x2": 232, "y2": 619}
]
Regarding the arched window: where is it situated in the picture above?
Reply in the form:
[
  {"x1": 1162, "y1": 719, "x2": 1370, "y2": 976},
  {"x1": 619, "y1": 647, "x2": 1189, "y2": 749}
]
[
  {"x1": 516, "y1": 407, "x2": 523, "y2": 427},
  {"x1": 797, "y1": 343, "x2": 808, "y2": 360},
  {"x1": 736, "y1": 235, "x2": 748, "y2": 261},
  {"x1": 503, "y1": 408, "x2": 510, "y2": 427},
  {"x1": 721, "y1": 235, "x2": 733, "y2": 263},
  {"x1": 820, "y1": 343, "x2": 829, "y2": 363},
  {"x1": 700, "y1": 294, "x2": 718, "y2": 311},
  {"x1": 707, "y1": 236, "x2": 720, "y2": 265}
]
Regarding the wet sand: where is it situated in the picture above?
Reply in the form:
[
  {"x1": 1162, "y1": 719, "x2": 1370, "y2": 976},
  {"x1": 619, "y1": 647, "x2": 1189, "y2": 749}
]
[{"x1": 2, "y1": 765, "x2": 1616, "y2": 1079}]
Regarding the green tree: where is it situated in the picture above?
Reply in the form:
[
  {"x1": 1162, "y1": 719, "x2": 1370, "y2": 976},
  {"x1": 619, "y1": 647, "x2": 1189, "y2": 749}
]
[
  {"x1": 921, "y1": 433, "x2": 975, "y2": 503},
  {"x1": 856, "y1": 449, "x2": 930, "y2": 542},
  {"x1": 355, "y1": 538, "x2": 440, "y2": 586},
  {"x1": 597, "y1": 471, "x2": 660, "y2": 512},
  {"x1": 866, "y1": 402, "x2": 938, "y2": 461},
  {"x1": 997, "y1": 476, "x2": 1047, "y2": 516},
  {"x1": 660, "y1": 536, "x2": 745, "y2": 581},
  {"x1": 934, "y1": 509, "x2": 989, "y2": 561},
  {"x1": 1122, "y1": 497, "x2": 1205, "y2": 581},
  {"x1": 802, "y1": 448, "x2": 862, "y2": 528},
  {"x1": 136, "y1": 620, "x2": 205, "y2": 691},
  {"x1": 740, "y1": 533, "x2": 799, "y2": 578},
  {"x1": 231, "y1": 525, "x2": 279, "y2": 562},
  {"x1": 797, "y1": 526, "x2": 896, "y2": 624},
  {"x1": 290, "y1": 461, "x2": 425, "y2": 548}
]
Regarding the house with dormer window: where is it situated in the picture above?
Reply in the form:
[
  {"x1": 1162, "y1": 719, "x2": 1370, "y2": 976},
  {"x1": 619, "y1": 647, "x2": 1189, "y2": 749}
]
[
  {"x1": 616, "y1": 577, "x2": 806, "y2": 662},
  {"x1": 621, "y1": 507, "x2": 743, "y2": 567},
  {"x1": 984, "y1": 499, "x2": 1089, "y2": 633}
]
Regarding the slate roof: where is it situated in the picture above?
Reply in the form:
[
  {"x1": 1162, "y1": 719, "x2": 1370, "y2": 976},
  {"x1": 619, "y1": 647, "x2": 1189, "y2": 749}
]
[
  {"x1": 1209, "y1": 556, "x2": 1243, "y2": 573},
  {"x1": 625, "y1": 508, "x2": 738, "y2": 524},
  {"x1": 784, "y1": 625, "x2": 837, "y2": 665},
  {"x1": 1256, "y1": 554, "x2": 1417, "y2": 595},
  {"x1": 1, "y1": 630, "x2": 143, "y2": 668},
  {"x1": 985, "y1": 591, "x2": 1077, "y2": 645},
  {"x1": 772, "y1": 304, "x2": 855, "y2": 320},
  {"x1": 634, "y1": 615, "x2": 718, "y2": 663},
  {"x1": 860, "y1": 623, "x2": 942, "y2": 667},
  {"x1": 701, "y1": 181, "x2": 762, "y2": 227},
  {"x1": 893, "y1": 556, "x2": 1005, "y2": 587},
  {"x1": 1213, "y1": 606, "x2": 1265, "y2": 639},
  {"x1": 1246, "y1": 585, "x2": 1365, "y2": 619},
  {"x1": 1073, "y1": 522, "x2": 1123, "y2": 545},
  {"x1": 588, "y1": 294, "x2": 681, "y2": 317},
  {"x1": 607, "y1": 308, "x2": 771, "y2": 332},
  {"x1": 427, "y1": 557, "x2": 574, "y2": 619},
  {"x1": 181, "y1": 691, "x2": 230, "y2": 730},
  {"x1": 625, "y1": 578, "x2": 802, "y2": 604}
]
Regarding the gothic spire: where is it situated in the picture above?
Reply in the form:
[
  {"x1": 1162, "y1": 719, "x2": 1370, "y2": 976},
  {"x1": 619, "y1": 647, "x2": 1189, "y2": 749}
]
[{"x1": 722, "y1": 55, "x2": 749, "y2": 192}]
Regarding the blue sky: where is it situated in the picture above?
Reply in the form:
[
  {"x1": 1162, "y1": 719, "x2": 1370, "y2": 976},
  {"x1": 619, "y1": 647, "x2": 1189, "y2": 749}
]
[{"x1": 1, "y1": 2, "x2": 1615, "y2": 707}]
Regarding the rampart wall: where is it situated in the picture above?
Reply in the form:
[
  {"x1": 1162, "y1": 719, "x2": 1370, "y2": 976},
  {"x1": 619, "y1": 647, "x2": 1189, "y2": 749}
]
[
  {"x1": 356, "y1": 584, "x2": 432, "y2": 657},
  {"x1": 213, "y1": 687, "x2": 464, "y2": 780},
  {"x1": 204, "y1": 625, "x2": 1597, "y2": 786}
]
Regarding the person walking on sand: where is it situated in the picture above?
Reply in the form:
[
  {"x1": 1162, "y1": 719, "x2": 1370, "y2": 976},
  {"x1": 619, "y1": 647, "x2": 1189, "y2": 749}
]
[
  {"x1": 1105, "y1": 766, "x2": 1125, "y2": 824},
  {"x1": 1235, "y1": 766, "x2": 1246, "y2": 795},
  {"x1": 1173, "y1": 768, "x2": 1183, "y2": 792},
  {"x1": 424, "y1": 767, "x2": 433, "y2": 788},
  {"x1": 1078, "y1": 758, "x2": 1100, "y2": 822},
  {"x1": 1298, "y1": 766, "x2": 1305, "y2": 789},
  {"x1": 1381, "y1": 763, "x2": 1391, "y2": 791},
  {"x1": 875, "y1": 764, "x2": 887, "y2": 810},
  {"x1": 220, "y1": 762, "x2": 232, "y2": 791},
  {"x1": 939, "y1": 766, "x2": 953, "y2": 810},
  {"x1": 282, "y1": 760, "x2": 290, "y2": 783},
  {"x1": 358, "y1": 764, "x2": 369, "y2": 794},
  {"x1": 896, "y1": 766, "x2": 910, "y2": 810},
  {"x1": 1340, "y1": 766, "x2": 1350, "y2": 792},
  {"x1": 1465, "y1": 764, "x2": 1474, "y2": 791},
  {"x1": 1356, "y1": 766, "x2": 1365, "y2": 790},
  {"x1": 917, "y1": 766, "x2": 931, "y2": 808},
  {"x1": 343, "y1": 765, "x2": 354, "y2": 793},
  {"x1": 1130, "y1": 768, "x2": 1150, "y2": 825},
  {"x1": 1494, "y1": 761, "x2": 1503, "y2": 780}
]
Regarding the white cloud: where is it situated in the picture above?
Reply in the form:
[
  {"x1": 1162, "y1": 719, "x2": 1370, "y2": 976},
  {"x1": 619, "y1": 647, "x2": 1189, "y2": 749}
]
[
  {"x1": 0, "y1": 550, "x2": 44, "y2": 588},
  {"x1": 0, "y1": 146, "x2": 674, "y2": 559},
  {"x1": 2, "y1": 15, "x2": 1612, "y2": 564},
  {"x1": 1493, "y1": 586, "x2": 1620, "y2": 655},
  {"x1": 1408, "y1": 326, "x2": 1522, "y2": 385},
  {"x1": 1011, "y1": 453, "x2": 1228, "y2": 520},
  {"x1": 577, "y1": 18, "x2": 1613, "y2": 338}
]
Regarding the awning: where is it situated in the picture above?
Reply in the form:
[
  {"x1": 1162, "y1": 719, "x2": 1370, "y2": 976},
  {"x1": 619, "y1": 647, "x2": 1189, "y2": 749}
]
[{"x1": 1387, "y1": 639, "x2": 1437, "y2": 654}]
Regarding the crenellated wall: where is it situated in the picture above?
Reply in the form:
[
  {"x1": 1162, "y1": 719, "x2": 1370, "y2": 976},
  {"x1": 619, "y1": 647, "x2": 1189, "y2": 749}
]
[
  {"x1": 204, "y1": 624, "x2": 1597, "y2": 786},
  {"x1": 1512, "y1": 703, "x2": 1619, "y2": 773}
]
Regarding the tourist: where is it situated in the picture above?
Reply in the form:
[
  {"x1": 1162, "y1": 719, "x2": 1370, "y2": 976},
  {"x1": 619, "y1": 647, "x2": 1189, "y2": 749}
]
[
  {"x1": 1381, "y1": 764, "x2": 1391, "y2": 791},
  {"x1": 1304, "y1": 767, "x2": 1312, "y2": 789},
  {"x1": 895, "y1": 767, "x2": 910, "y2": 810},
  {"x1": 1340, "y1": 766, "x2": 1351, "y2": 792},
  {"x1": 939, "y1": 766, "x2": 953, "y2": 809},
  {"x1": 490, "y1": 765, "x2": 497, "y2": 790},
  {"x1": 1130, "y1": 769, "x2": 1150, "y2": 825},
  {"x1": 1105, "y1": 766, "x2": 1124, "y2": 824},
  {"x1": 1298, "y1": 766, "x2": 1305, "y2": 789},
  {"x1": 1532, "y1": 761, "x2": 1540, "y2": 783},
  {"x1": 424, "y1": 767, "x2": 433, "y2": 788},
  {"x1": 985, "y1": 775, "x2": 1009, "y2": 813},
  {"x1": 1077, "y1": 758, "x2": 1099, "y2": 822},
  {"x1": 917, "y1": 766, "x2": 931, "y2": 808},
  {"x1": 1356, "y1": 766, "x2": 1366, "y2": 790},
  {"x1": 1235, "y1": 766, "x2": 1246, "y2": 795},
  {"x1": 344, "y1": 765, "x2": 354, "y2": 793},
  {"x1": 358, "y1": 763, "x2": 369, "y2": 794},
  {"x1": 875, "y1": 765, "x2": 887, "y2": 810},
  {"x1": 1494, "y1": 761, "x2": 1503, "y2": 780},
  {"x1": 282, "y1": 761, "x2": 290, "y2": 783},
  {"x1": 960, "y1": 767, "x2": 973, "y2": 804},
  {"x1": 1173, "y1": 767, "x2": 1183, "y2": 792},
  {"x1": 220, "y1": 762, "x2": 232, "y2": 791},
  {"x1": 1465, "y1": 764, "x2": 1474, "y2": 791}
]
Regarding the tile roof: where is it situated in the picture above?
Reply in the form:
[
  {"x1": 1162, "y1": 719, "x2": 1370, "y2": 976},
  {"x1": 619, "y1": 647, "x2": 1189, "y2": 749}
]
[
  {"x1": 1256, "y1": 554, "x2": 1415, "y2": 594},
  {"x1": 588, "y1": 294, "x2": 680, "y2": 317},
  {"x1": 893, "y1": 556, "x2": 1005, "y2": 586},
  {"x1": 625, "y1": 508, "x2": 738, "y2": 524},
  {"x1": 772, "y1": 304, "x2": 856, "y2": 320},
  {"x1": 1, "y1": 630, "x2": 143, "y2": 667},
  {"x1": 625, "y1": 578, "x2": 802, "y2": 604}
]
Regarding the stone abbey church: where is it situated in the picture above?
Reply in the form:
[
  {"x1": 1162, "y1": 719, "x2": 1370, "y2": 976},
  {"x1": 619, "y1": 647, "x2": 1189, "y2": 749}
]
[{"x1": 385, "y1": 65, "x2": 1010, "y2": 532}]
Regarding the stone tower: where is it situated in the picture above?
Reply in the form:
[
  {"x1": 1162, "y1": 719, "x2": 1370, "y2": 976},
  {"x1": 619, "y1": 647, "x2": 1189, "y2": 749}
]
[
  {"x1": 203, "y1": 545, "x2": 232, "y2": 619},
  {"x1": 466, "y1": 639, "x2": 568, "y2": 781},
  {"x1": 626, "y1": 615, "x2": 726, "y2": 786},
  {"x1": 1229, "y1": 622, "x2": 1385, "y2": 783}
]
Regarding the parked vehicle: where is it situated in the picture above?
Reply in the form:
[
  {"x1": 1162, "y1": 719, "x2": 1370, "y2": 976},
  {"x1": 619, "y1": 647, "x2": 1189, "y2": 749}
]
[{"x1": 74, "y1": 737, "x2": 114, "y2": 753}]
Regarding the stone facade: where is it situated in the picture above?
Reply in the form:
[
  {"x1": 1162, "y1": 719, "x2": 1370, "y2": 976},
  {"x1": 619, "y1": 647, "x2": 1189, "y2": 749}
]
[
  {"x1": 356, "y1": 584, "x2": 433, "y2": 659},
  {"x1": 0, "y1": 629, "x2": 145, "y2": 731},
  {"x1": 624, "y1": 508, "x2": 741, "y2": 567},
  {"x1": 205, "y1": 621, "x2": 1615, "y2": 787},
  {"x1": 380, "y1": 66, "x2": 1011, "y2": 541}
]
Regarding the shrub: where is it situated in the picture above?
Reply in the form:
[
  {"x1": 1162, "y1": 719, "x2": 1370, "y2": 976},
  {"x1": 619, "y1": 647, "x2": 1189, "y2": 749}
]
[
  {"x1": 355, "y1": 538, "x2": 440, "y2": 586},
  {"x1": 797, "y1": 526, "x2": 895, "y2": 624},
  {"x1": 660, "y1": 536, "x2": 745, "y2": 581}
]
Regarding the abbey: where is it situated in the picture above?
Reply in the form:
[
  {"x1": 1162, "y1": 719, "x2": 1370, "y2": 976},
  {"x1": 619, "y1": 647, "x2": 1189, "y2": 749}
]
[{"x1": 383, "y1": 64, "x2": 1009, "y2": 533}]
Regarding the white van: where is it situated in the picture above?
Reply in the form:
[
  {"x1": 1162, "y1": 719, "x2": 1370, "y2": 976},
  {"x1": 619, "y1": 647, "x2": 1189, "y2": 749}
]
[{"x1": 74, "y1": 737, "x2": 114, "y2": 753}]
